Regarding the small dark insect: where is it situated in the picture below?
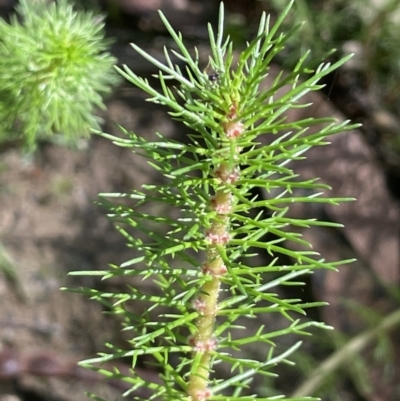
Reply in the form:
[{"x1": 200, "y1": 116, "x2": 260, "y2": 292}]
[{"x1": 208, "y1": 73, "x2": 219, "y2": 82}]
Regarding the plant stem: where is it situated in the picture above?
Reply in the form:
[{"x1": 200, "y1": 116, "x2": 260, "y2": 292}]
[
  {"x1": 292, "y1": 307, "x2": 400, "y2": 397},
  {"x1": 188, "y1": 113, "x2": 244, "y2": 400},
  {"x1": 188, "y1": 274, "x2": 221, "y2": 400}
]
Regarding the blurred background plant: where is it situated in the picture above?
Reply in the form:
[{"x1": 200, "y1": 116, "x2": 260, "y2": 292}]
[{"x1": 0, "y1": 0, "x2": 119, "y2": 151}]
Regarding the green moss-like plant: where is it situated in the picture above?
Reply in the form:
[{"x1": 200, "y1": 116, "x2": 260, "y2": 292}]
[
  {"x1": 0, "y1": 0, "x2": 119, "y2": 149},
  {"x1": 70, "y1": 1, "x2": 359, "y2": 400}
]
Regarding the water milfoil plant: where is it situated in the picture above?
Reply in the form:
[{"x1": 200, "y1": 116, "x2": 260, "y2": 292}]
[{"x1": 71, "y1": 1, "x2": 358, "y2": 400}]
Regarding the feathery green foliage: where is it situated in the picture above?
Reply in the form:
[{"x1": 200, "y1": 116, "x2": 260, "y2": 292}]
[
  {"x1": 0, "y1": 0, "x2": 119, "y2": 149},
  {"x1": 70, "y1": 1, "x2": 359, "y2": 400}
]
